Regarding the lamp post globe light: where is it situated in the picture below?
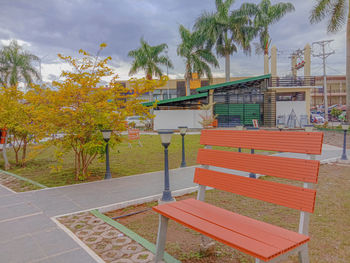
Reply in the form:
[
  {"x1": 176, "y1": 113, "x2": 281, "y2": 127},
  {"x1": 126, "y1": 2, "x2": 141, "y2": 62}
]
[
  {"x1": 101, "y1": 129, "x2": 112, "y2": 180},
  {"x1": 158, "y1": 129, "x2": 175, "y2": 203},
  {"x1": 178, "y1": 126, "x2": 188, "y2": 168},
  {"x1": 341, "y1": 124, "x2": 349, "y2": 161}
]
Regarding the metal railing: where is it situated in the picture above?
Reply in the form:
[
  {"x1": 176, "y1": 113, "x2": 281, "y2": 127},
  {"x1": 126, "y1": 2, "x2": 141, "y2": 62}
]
[{"x1": 269, "y1": 76, "x2": 316, "y2": 87}]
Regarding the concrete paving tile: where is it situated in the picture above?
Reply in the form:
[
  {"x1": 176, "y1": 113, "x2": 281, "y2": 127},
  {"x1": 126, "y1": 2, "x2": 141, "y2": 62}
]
[
  {"x1": 31, "y1": 228, "x2": 80, "y2": 257},
  {"x1": 0, "y1": 201, "x2": 42, "y2": 221},
  {"x1": 0, "y1": 193, "x2": 26, "y2": 207},
  {"x1": 0, "y1": 184, "x2": 14, "y2": 196},
  {"x1": 34, "y1": 248, "x2": 97, "y2": 263},
  {"x1": 34, "y1": 199, "x2": 81, "y2": 217},
  {"x1": 0, "y1": 213, "x2": 56, "y2": 242},
  {"x1": 0, "y1": 235, "x2": 46, "y2": 263}
]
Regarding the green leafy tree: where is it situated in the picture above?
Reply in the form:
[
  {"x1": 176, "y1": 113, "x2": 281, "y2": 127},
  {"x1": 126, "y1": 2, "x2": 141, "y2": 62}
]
[
  {"x1": 0, "y1": 40, "x2": 40, "y2": 87},
  {"x1": 28, "y1": 44, "x2": 167, "y2": 180},
  {"x1": 177, "y1": 25, "x2": 219, "y2": 95},
  {"x1": 310, "y1": 0, "x2": 350, "y2": 123},
  {"x1": 0, "y1": 85, "x2": 45, "y2": 167},
  {"x1": 194, "y1": 0, "x2": 254, "y2": 82},
  {"x1": 240, "y1": 0, "x2": 295, "y2": 55}
]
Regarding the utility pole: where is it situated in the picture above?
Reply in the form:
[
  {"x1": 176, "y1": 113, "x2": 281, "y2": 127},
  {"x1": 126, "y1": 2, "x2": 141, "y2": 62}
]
[{"x1": 312, "y1": 40, "x2": 335, "y2": 122}]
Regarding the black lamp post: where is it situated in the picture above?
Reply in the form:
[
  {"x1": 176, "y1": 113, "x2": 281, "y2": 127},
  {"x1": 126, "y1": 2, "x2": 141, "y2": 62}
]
[
  {"x1": 178, "y1": 126, "x2": 188, "y2": 167},
  {"x1": 158, "y1": 129, "x2": 175, "y2": 202},
  {"x1": 341, "y1": 124, "x2": 349, "y2": 160},
  {"x1": 101, "y1": 129, "x2": 112, "y2": 179}
]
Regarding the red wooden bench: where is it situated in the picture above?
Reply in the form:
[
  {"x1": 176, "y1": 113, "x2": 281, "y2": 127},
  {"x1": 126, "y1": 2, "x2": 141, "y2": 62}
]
[{"x1": 153, "y1": 129, "x2": 323, "y2": 263}]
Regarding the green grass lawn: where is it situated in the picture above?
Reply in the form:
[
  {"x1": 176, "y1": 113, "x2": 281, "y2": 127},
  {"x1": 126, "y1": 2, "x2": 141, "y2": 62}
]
[
  {"x1": 0, "y1": 134, "x2": 273, "y2": 188},
  {"x1": 0, "y1": 135, "x2": 202, "y2": 187}
]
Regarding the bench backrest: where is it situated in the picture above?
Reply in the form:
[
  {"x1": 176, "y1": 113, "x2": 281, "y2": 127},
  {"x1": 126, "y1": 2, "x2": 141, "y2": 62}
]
[{"x1": 195, "y1": 129, "x2": 323, "y2": 214}]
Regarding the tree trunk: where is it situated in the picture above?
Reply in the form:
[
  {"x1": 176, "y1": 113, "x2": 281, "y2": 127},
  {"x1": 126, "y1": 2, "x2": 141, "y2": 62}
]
[
  {"x1": 346, "y1": 10, "x2": 350, "y2": 124},
  {"x1": 186, "y1": 77, "x2": 191, "y2": 96},
  {"x1": 21, "y1": 137, "x2": 27, "y2": 167},
  {"x1": 75, "y1": 151, "x2": 81, "y2": 180},
  {"x1": 2, "y1": 132, "x2": 10, "y2": 170},
  {"x1": 225, "y1": 53, "x2": 230, "y2": 82}
]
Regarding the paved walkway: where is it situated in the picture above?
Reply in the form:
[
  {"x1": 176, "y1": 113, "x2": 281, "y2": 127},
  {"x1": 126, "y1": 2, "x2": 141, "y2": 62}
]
[{"x1": 0, "y1": 144, "x2": 349, "y2": 263}]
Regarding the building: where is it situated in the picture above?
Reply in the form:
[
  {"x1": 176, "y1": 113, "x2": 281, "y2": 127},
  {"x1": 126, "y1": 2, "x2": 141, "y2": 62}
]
[
  {"x1": 143, "y1": 74, "x2": 314, "y2": 128},
  {"x1": 312, "y1": 75, "x2": 346, "y2": 108}
]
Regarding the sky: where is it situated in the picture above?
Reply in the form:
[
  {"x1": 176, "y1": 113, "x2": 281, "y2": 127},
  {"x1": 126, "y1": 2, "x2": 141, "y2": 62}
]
[{"x1": 0, "y1": 0, "x2": 346, "y2": 83}]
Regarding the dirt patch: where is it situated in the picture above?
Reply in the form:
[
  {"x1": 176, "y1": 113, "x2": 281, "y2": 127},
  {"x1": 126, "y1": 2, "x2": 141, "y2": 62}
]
[{"x1": 105, "y1": 164, "x2": 350, "y2": 263}]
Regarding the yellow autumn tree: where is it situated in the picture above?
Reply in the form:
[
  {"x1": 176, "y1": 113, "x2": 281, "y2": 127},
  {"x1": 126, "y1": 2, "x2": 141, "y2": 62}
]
[
  {"x1": 0, "y1": 85, "x2": 45, "y2": 167},
  {"x1": 28, "y1": 44, "x2": 167, "y2": 180}
]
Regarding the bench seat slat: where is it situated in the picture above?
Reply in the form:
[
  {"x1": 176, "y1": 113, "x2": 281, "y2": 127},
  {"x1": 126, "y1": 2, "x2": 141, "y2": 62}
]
[
  {"x1": 200, "y1": 130, "x2": 323, "y2": 155},
  {"x1": 197, "y1": 148, "x2": 320, "y2": 183},
  {"x1": 179, "y1": 199, "x2": 306, "y2": 243},
  {"x1": 153, "y1": 199, "x2": 309, "y2": 261},
  {"x1": 194, "y1": 168, "x2": 317, "y2": 213},
  {"x1": 171, "y1": 200, "x2": 299, "y2": 248}
]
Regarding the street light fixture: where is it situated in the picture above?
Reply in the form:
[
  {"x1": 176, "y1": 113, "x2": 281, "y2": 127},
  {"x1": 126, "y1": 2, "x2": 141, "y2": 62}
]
[
  {"x1": 101, "y1": 129, "x2": 112, "y2": 179},
  {"x1": 158, "y1": 129, "x2": 175, "y2": 202},
  {"x1": 341, "y1": 123, "x2": 349, "y2": 160},
  {"x1": 178, "y1": 126, "x2": 188, "y2": 167}
]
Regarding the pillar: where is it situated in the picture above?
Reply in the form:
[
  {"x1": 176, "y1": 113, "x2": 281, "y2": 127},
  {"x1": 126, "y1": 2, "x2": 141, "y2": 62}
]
[
  {"x1": 291, "y1": 54, "x2": 297, "y2": 78},
  {"x1": 271, "y1": 46, "x2": 277, "y2": 77},
  {"x1": 264, "y1": 54, "x2": 269, "y2": 74},
  {"x1": 271, "y1": 46, "x2": 277, "y2": 87},
  {"x1": 304, "y1": 44, "x2": 311, "y2": 77}
]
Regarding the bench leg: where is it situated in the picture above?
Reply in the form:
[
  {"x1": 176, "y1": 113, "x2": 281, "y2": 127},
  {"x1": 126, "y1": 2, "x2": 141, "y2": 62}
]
[
  {"x1": 298, "y1": 244, "x2": 309, "y2": 263},
  {"x1": 155, "y1": 215, "x2": 169, "y2": 262}
]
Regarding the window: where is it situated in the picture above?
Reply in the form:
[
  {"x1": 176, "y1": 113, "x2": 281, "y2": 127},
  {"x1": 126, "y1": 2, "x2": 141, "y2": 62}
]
[
  {"x1": 201, "y1": 80, "x2": 209, "y2": 87},
  {"x1": 276, "y1": 92, "x2": 305, "y2": 101},
  {"x1": 176, "y1": 81, "x2": 186, "y2": 97}
]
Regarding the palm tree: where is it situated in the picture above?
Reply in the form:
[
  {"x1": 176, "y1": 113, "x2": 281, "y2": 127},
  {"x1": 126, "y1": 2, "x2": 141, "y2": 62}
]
[
  {"x1": 194, "y1": 0, "x2": 254, "y2": 82},
  {"x1": 0, "y1": 40, "x2": 40, "y2": 87},
  {"x1": 310, "y1": 0, "x2": 350, "y2": 123},
  {"x1": 128, "y1": 38, "x2": 173, "y2": 81},
  {"x1": 240, "y1": 0, "x2": 295, "y2": 55},
  {"x1": 177, "y1": 25, "x2": 219, "y2": 95}
]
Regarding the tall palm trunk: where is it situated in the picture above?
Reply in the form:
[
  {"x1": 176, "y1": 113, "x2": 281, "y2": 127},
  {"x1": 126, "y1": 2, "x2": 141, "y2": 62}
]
[
  {"x1": 146, "y1": 73, "x2": 155, "y2": 130},
  {"x1": 346, "y1": 7, "x2": 350, "y2": 124},
  {"x1": 186, "y1": 77, "x2": 191, "y2": 96},
  {"x1": 146, "y1": 73, "x2": 153, "y2": 102},
  {"x1": 225, "y1": 52, "x2": 230, "y2": 82}
]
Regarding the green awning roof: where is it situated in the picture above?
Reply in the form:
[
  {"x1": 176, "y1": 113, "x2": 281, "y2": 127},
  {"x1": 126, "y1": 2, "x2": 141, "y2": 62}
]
[
  {"x1": 142, "y1": 92, "x2": 208, "y2": 107},
  {"x1": 196, "y1": 74, "x2": 271, "y2": 93}
]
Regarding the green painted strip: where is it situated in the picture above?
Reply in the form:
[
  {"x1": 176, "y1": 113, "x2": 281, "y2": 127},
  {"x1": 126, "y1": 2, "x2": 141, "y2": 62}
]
[
  {"x1": 90, "y1": 209, "x2": 181, "y2": 263},
  {"x1": 0, "y1": 169, "x2": 47, "y2": 188},
  {"x1": 142, "y1": 92, "x2": 208, "y2": 107},
  {"x1": 196, "y1": 74, "x2": 271, "y2": 93}
]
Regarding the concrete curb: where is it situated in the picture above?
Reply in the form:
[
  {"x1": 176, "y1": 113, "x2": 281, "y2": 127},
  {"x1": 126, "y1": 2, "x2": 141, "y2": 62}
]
[{"x1": 51, "y1": 217, "x2": 105, "y2": 263}]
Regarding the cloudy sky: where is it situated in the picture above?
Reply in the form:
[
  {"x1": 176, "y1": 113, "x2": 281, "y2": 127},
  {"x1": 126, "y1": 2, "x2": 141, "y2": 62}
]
[{"x1": 0, "y1": 0, "x2": 346, "y2": 82}]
